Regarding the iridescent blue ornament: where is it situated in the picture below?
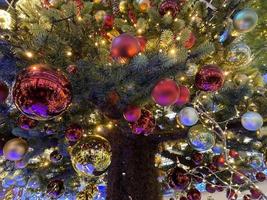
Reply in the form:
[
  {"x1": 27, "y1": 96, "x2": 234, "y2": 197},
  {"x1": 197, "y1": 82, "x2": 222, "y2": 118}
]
[
  {"x1": 241, "y1": 112, "x2": 263, "y2": 131},
  {"x1": 233, "y1": 9, "x2": 258, "y2": 33},
  {"x1": 195, "y1": 182, "x2": 206, "y2": 192},
  {"x1": 188, "y1": 125, "x2": 216, "y2": 152},
  {"x1": 178, "y1": 107, "x2": 199, "y2": 126}
]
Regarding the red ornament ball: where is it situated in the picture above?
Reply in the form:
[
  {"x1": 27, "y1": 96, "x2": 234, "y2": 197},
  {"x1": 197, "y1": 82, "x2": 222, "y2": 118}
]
[
  {"x1": 227, "y1": 189, "x2": 238, "y2": 200},
  {"x1": 111, "y1": 33, "x2": 141, "y2": 60},
  {"x1": 187, "y1": 188, "x2": 201, "y2": 200},
  {"x1": 233, "y1": 173, "x2": 245, "y2": 184},
  {"x1": 46, "y1": 179, "x2": 65, "y2": 198},
  {"x1": 206, "y1": 184, "x2": 216, "y2": 193},
  {"x1": 130, "y1": 109, "x2": 156, "y2": 135},
  {"x1": 229, "y1": 149, "x2": 239, "y2": 159},
  {"x1": 103, "y1": 14, "x2": 114, "y2": 29},
  {"x1": 176, "y1": 85, "x2": 190, "y2": 106},
  {"x1": 216, "y1": 185, "x2": 224, "y2": 192},
  {"x1": 195, "y1": 65, "x2": 224, "y2": 92},
  {"x1": 13, "y1": 64, "x2": 72, "y2": 121},
  {"x1": 208, "y1": 163, "x2": 218, "y2": 172},
  {"x1": 243, "y1": 194, "x2": 251, "y2": 200},
  {"x1": 168, "y1": 167, "x2": 191, "y2": 190},
  {"x1": 123, "y1": 105, "x2": 142, "y2": 122},
  {"x1": 250, "y1": 188, "x2": 263, "y2": 199},
  {"x1": 65, "y1": 124, "x2": 83, "y2": 142},
  {"x1": 213, "y1": 154, "x2": 225, "y2": 167},
  {"x1": 159, "y1": 0, "x2": 180, "y2": 17},
  {"x1": 0, "y1": 81, "x2": 8, "y2": 104},
  {"x1": 184, "y1": 32, "x2": 196, "y2": 49},
  {"x1": 67, "y1": 64, "x2": 78, "y2": 74},
  {"x1": 17, "y1": 115, "x2": 38, "y2": 130},
  {"x1": 137, "y1": 36, "x2": 147, "y2": 52},
  {"x1": 256, "y1": 172, "x2": 266, "y2": 182},
  {"x1": 152, "y1": 79, "x2": 180, "y2": 106},
  {"x1": 192, "y1": 152, "x2": 204, "y2": 165}
]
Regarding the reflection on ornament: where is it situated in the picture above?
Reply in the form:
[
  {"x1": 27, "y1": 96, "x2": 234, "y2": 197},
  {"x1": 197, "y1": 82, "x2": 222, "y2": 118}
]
[
  {"x1": 71, "y1": 135, "x2": 111, "y2": 177},
  {"x1": 241, "y1": 111, "x2": 263, "y2": 131},
  {"x1": 188, "y1": 125, "x2": 215, "y2": 152},
  {"x1": 227, "y1": 43, "x2": 251, "y2": 67},
  {"x1": 233, "y1": 9, "x2": 258, "y2": 33},
  {"x1": 0, "y1": 10, "x2": 12, "y2": 29},
  {"x1": 13, "y1": 64, "x2": 72, "y2": 121},
  {"x1": 3, "y1": 138, "x2": 28, "y2": 161},
  {"x1": 178, "y1": 107, "x2": 199, "y2": 126},
  {"x1": 46, "y1": 179, "x2": 65, "y2": 199}
]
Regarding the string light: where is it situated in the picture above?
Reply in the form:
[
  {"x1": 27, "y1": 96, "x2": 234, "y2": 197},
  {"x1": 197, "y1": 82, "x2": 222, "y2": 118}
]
[{"x1": 25, "y1": 51, "x2": 33, "y2": 58}]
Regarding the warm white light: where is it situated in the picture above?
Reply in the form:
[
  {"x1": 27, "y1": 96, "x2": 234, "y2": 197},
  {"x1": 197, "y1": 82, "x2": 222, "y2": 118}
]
[{"x1": 0, "y1": 10, "x2": 12, "y2": 30}]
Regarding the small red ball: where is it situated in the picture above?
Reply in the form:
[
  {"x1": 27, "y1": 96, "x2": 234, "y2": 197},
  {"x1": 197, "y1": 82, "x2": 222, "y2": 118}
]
[
  {"x1": 233, "y1": 173, "x2": 245, "y2": 184},
  {"x1": 66, "y1": 65, "x2": 78, "y2": 74},
  {"x1": 184, "y1": 32, "x2": 196, "y2": 49},
  {"x1": 227, "y1": 189, "x2": 238, "y2": 200},
  {"x1": 206, "y1": 184, "x2": 216, "y2": 193},
  {"x1": 187, "y1": 188, "x2": 201, "y2": 200},
  {"x1": 0, "y1": 81, "x2": 8, "y2": 104},
  {"x1": 208, "y1": 163, "x2": 218, "y2": 172},
  {"x1": 65, "y1": 124, "x2": 83, "y2": 142},
  {"x1": 159, "y1": 0, "x2": 180, "y2": 17},
  {"x1": 176, "y1": 85, "x2": 190, "y2": 106},
  {"x1": 243, "y1": 194, "x2": 251, "y2": 200},
  {"x1": 152, "y1": 79, "x2": 180, "y2": 106},
  {"x1": 103, "y1": 14, "x2": 114, "y2": 29},
  {"x1": 250, "y1": 188, "x2": 263, "y2": 199},
  {"x1": 229, "y1": 149, "x2": 239, "y2": 159},
  {"x1": 123, "y1": 105, "x2": 142, "y2": 122},
  {"x1": 136, "y1": 36, "x2": 147, "y2": 52},
  {"x1": 213, "y1": 155, "x2": 225, "y2": 167},
  {"x1": 168, "y1": 167, "x2": 191, "y2": 190},
  {"x1": 111, "y1": 33, "x2": 141, "y2": 60},
  {"x1": 195, "y1": 65, "x2": 224, "y2": 92},
  {"x1": 192, "y1": 152, "x2": 204, "y2": 165},
  {"x1": 17, "y1": 115, "x2": 38, "y2": 130},
  {"x1": 256, "y1": 172, "x2": 266, "y2": 182},
  {"x1": 130, "y1": 109, "x2": 155, "y2": 135}
]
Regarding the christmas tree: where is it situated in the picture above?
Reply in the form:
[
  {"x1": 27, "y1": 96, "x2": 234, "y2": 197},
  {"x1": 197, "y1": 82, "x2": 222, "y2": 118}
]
[{"x1": 0, "y1": 0, "x2": 267, "y2": 199}]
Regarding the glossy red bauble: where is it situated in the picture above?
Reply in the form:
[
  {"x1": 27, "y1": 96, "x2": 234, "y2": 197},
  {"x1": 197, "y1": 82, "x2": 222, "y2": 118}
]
[
  {"x1": 130, "y1": 109, "x2": 155, "y2": 135},
  {"x1": 103, "y1": 14, "x2": 114, "y2": 29},
  {"x1": 168, "y1": 167, "x2": 191, "y2": 190},
  {"x1": 250, "y1": 188, "x2": 263, "y2": 199},
  {"x1": 233, "y1": 173, "x2": 245, "y2": 184},
  {"x1": 65, "y1": 124, "x2": 83, "y2": 142},
  {"x1": 159, "y1": 0, "x2": 180, "y2": 17},
  {"x1": 111, "y1": 33, "x2": 141, "y2": 60},
  {"x1": 66, "y1": 64, "x2": 78, "y2": 74},
  {"x1": 195, "y1": 65, "x2": 224, "y2": 92},
  {"x1": 152, "y1": 79, "x2": 180, "y2": 106},
  {"x1": 17, "y1": 115, "x2": 38, "y2": 130},
  {"x1": 123, "y1": 105, "x2": 142, "y2": 122},
  {"x1": 0, "y1": 81, "x2": 8, "y2": 103},
  {"x1": 256, "y1": 172, "x2": 266, "y2": 182},
  {"x1": 176, "y1": 85, "x2": 190, "y2": 106},
  {"x1": 13, "y1": 64, "x2": 72, "y2": 121},
  {"x1": 187, "y1": 188, "x2": 201, "y2": 200},
  {"x1": 206, "y1": 184, "x2": 216, "y2": 193},
  {"x1": 229, "y1": 149, "x2": 239, "y2": 159},
  {"x1": 213, "y1": 155, "x2": 225, "y2": 167},
  {"x1": 184, "y1": 32, "x2": 196, "y2": 49}
]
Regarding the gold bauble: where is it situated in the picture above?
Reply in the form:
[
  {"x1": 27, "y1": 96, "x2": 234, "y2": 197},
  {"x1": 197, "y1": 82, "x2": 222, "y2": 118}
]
[
  {"x1": 3, "y1": 138, "x2": 28, "y2": 161},
  {"x1": 95, "y1": 10, "x2": 106, "y2": 23},
  {"x1": 119, "y1": 1, "x2": 128, "y2": 13}
]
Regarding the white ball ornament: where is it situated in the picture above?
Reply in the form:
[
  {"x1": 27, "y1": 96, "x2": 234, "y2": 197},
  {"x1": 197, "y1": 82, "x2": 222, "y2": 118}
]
[
  {"x1": 241, "y1": 111, "x2": 263, "y2": 131},
  {"x1": 178, "y1": 107, "x2": 199, "y2": 126}
]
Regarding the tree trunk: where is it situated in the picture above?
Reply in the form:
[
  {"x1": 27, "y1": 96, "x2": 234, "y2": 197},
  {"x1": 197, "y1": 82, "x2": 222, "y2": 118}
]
[{"x1": 107, "y1": 131, "x2": 161, "y2": 200}]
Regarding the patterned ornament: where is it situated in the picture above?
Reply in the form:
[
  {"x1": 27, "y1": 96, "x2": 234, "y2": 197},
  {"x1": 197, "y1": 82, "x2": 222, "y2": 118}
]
[
  {"x1": 187, "y1": 188, "x2": 201, "y2": 200},
  {"x1": 0, "y1": 81, "x2": 9, "y2": 103},
  {"x1": 136, "y1": 0, "x2": 151, "y2": 12},
  {"x1": 178, "y1": 107, "x2": 199, "y2": 126},
  {"x1": 103, "y1": 14, "x2": 114, "y2": 30},
  {"x1": 111, "y1": 33, "x2": 141, "y2": 61},
  {"x1": 195, "y1": 64, "x2": 224, "y2": 92},
  {"x1": 66, "y1": 64, "x2": 78, "y2": 74},
  {"x1": 176, "y1": 85, "x2": 190, "y2": 106},
  {"x1": 46, "y1": 179, "x2": 65, "y2": 199},
  {"x1": 3, "y1": 138, "x2": 28, "y2": 161},
  {"x1": 123, "y1": 105, "x2": 142, "y2": 122},
  {"x1": 188, "y1": 125, "x2": 216, "y2": 152},
  {"x1": 17, "y1": 115, "x2": 38, "y2": 130},
  {"x1": 130, "y1": 109, "x2": 156, "y2": 135},
  {"x1": 233, "y1": 9, "x2": 258, "y2": 33},
  {"x1": 151, "y1": 79, "x2": 180, "y2": 106},
  {"x1": 71, "y1": 135, "x2": 111, "y2": 177},
  {"x1": 13, "y1": 64, "x2": 72, "y2": 121},
  {"x1": 159, "y1": 0, "x2": 180, "y2": 17},
  {"x1": 168, "y1": 167, "x2": 191, "y2": 190},
  {"x1": 227, "y1": 43, "x2": 251, "y2": 67},
  {"x1": 241, "y1": 111, "x2": 263, "y2": 131},
  {"x1": 184, "y1": 32, "x2": 196, "y2": 49},
  {"x1": 50, "y1": 150, "x2": 63, "y2": 164},
  {"x1": 65, "y1": 124, "x2": 83, "y2": 142}
]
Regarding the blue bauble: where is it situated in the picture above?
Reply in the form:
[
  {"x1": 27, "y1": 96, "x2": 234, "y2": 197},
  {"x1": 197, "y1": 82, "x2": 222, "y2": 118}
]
[
  {"x1": 233, "y1": 9, "x2": 258, "y2": 33},
  {"x1": 178, "y1": 107, "x2": 199, "y2": 126},
  {"x1": 241, "y1": 112, "x2": 263, "y2": 131},
  {"x1": 188, "y1": 125, "x2": 215, "y2": 152}
]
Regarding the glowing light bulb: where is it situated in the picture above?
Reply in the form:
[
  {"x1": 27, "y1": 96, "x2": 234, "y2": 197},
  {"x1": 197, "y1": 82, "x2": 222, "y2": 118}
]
[{"x1": 0, "y1": 10, "x2": 12, "y2": 30}]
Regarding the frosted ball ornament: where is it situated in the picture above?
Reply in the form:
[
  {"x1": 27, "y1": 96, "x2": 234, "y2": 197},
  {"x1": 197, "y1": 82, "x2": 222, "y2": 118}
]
[
  {"x1": 3, "y1": 138, "x2": 28, "y2": 161},
  {"x1": 233, "y1": 9, "x2": 258, "y2": 33},
  {"x1": 241, "y1": 111, "x2": 263, "y2": 131},
  {"x1": 70, "y1": 135, "x2": 111, "y2": 177},
  {"x1": 227, "y1": 43, "x2": 251, "y2": 67},
  {"x1": 188, "y1": 125, "x2": 216, "y2": 152},
  {"x1": 12, "y1": 64, "x2": 72, "y2": 121},
  {"x1": 178, "y1": 107, "x2": 199, "y2": 126}
]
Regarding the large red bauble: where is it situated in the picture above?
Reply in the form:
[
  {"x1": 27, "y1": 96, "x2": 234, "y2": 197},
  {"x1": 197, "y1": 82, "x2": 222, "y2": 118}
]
[
  {"x1": 17, "y1": 115, "x2": 38, "y2": 130},
  {"x1": 111, "y1": 33, "x2": 141, "y2": 60},
  {"x1": 130, "y1": 109, "x2": 156, "y2": 136},
  {"x1": 152, "y1": 79, "x2": 180, "y2": 106},
  {"x1": 184, "y1": 32, "x2": 196, "y2": 49},
  {"x1": 176, "y1": 85, "x2": 190, "y2": 106},
  {"x1": 123, "y1": 105, "x2": 142, "y2": 122},
  {"x1": 0, "y1": 81, "x2": 8, "y2": 103},
  {"x1": 65, "y1": 124, "x2": 83, "y2": 142},
  {"x1": 159, "y1": 0, "x2": 180, "y2": 17},
  {"x1": 195, "y1": 65, "x2": 224, "y2": 92},
  {"x1": 187, "y1": 188, "x2": 201, "y2": 200},
  {"x1": 13, "y1": 64, "x2": 72, "y2": 120},
  {"x1": 168, "y1": 167, "x2": 191, "y2": 190}
]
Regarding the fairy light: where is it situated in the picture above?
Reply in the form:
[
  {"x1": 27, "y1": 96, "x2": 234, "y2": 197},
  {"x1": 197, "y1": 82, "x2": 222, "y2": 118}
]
[
  {"x1": 25, "y1": 51, "x2": 33, "y2": 58},
  {"x1": 66, "y1": 51, "x2": 72, "y2": 56}
]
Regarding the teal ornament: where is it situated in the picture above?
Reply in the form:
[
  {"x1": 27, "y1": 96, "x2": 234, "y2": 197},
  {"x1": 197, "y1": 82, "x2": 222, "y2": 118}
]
[
  {"x1": 233, "y1": 9, "x2": 258, "y2": 33},
  {"x1": 241, "y1": 112, "x2": 263, "y2": 131},
  {"x1": 178, "y1": 107, "x2": 199, "y2": 126}
]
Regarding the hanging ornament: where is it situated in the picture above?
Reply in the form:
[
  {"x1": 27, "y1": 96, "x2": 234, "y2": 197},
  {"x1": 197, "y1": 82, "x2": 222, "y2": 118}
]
[
  {"x1": 3, "y1": 138, "x2": 28, "y2": 161},
  {"x1": 0, "y1": 81, "x2": 9, "y2": 104},
  {"x1": 50, "y1": 150, "x2": 63, "y2": 164},
  {"x1": 130, "y1": 109, "x2": 156, "y2": 135},
  {"x1": 159, "y1": 0, "x2": 180, "y2": 17},
  {"x1": 227, "y1": 43, "x2": 251, "y2": 67},
  {"x1": 128, "y1": 10, "x2": 137, "y2": 24},
  {"x1": 229, "y1": 149, "x2": 239, "y2": 159},
  {"x1": 187, "y1": 188, "x2": 201, "y2": 200},
  {"x1": 188, "y1": 125, "x2": 216, "y2": 152},
  {"x1": 66, "y1": 64, "x2": 78, "y2": 74},
  {"x1": 103, "y1": 14, "x2": 114, "y2": 30},
  {"x1": 178, "y1": 107, "x2": 199, "y2": 126},
  {"x1": 176, "y1": 85, "x2": 190, "y2": 106},
  {"x1": 123, "y1": 105, "x2": 142, "y2": 122},
  {"x1": 137, "y1": 36, "x2": 147, "y2": 52},
  {"x1": 136, "y1": 0, "x2": 151, "y2": 12},
  {"x1": 206, "y1": 184, "x2": 216, "y2": 193},
  {"x1": 0, "y1": 10, "x2": 12, "y2": 29},
  {"x1": 195, "y1": 64, "x2": 224, "y2": 92},
  {"x1": 256, "y1": 172, "x2": 266, "y2": 182},
  {"x1": 111, "y1": 33, "x2": 141, "y2": 61},
  {"x1": 212, "y1": 154, "x2": 225, "y2": 167},
  {"x1": 241, "y1": 111, "x2": 263, "y2": 131},
  {"x1": 13, "y1": 64, "x2": 72, "y2": 121},
  {"x1": 168, "y1": 167, "x2": 191, "y2": 190},
  {"x1": 184, "y1": 32, "x2": 196, "y2": 49},
  {"x1": 233, "y1": 9, "x2": 258, "y2": 33},
  {"x1": 65, "y1": 124, "x2": 83, "y2": 142},
  {"x1": 192, "y1": 152, "x2": 204, "y2": 165},
  {"x1": 46, "y1": 179, "x2": 65, "y2": 199},
  {"x1": 17, "y1": 115, "x2": 38, "y2": 130},
  {"x1": 95, "y1": 10, "x2": 107, "y2": 23},
  {"x1": 151, "y1": 79, "x2": 180, "y2": 106},
  {"x1": 70, "y1": 135, "x2": 111, "y2": 177}
]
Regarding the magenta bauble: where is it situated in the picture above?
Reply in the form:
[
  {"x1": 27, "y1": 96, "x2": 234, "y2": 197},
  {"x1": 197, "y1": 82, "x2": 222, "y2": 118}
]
[{"x1": 123, "y1": 105, "x2": 142, "y2": 122}]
